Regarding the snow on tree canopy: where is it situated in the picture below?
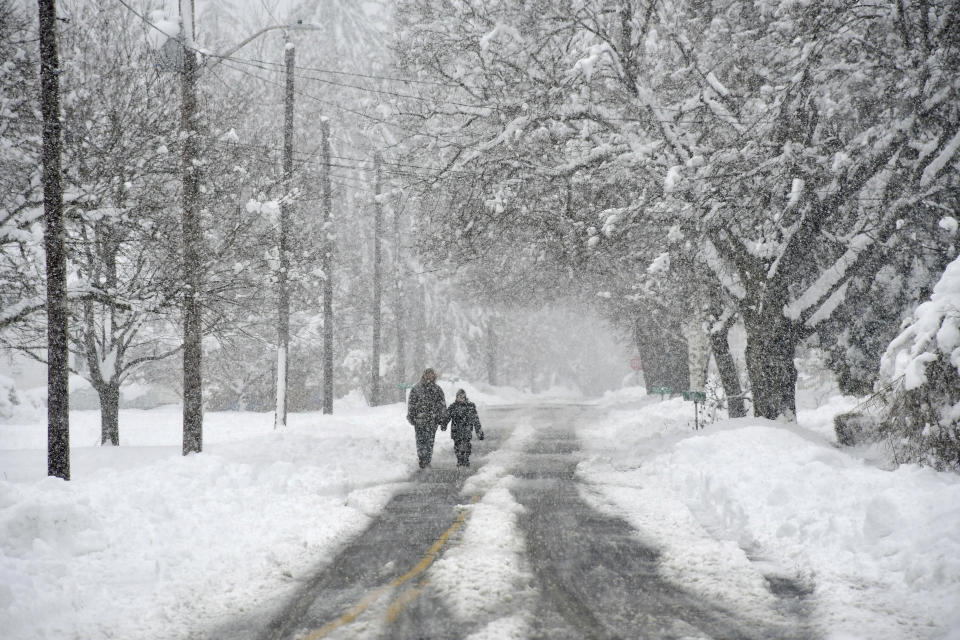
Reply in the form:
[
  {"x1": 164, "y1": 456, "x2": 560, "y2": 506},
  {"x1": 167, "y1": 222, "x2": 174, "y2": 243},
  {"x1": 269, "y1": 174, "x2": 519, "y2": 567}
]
[
  {"x1": 146, "y1": 12, "x2": 180, "y2": 49},
  {"x1": 880, "y1": 255, "x2": 960, "y2": 390},
  {"x1": 940, "y1": 216, "x2": 958, "y2": 235}
]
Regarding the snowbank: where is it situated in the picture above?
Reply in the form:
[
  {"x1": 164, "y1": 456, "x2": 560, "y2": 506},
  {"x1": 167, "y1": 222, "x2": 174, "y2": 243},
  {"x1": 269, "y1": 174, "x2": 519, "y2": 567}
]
[
  {"x1": 434, "y1": 379, "x2": 581, "y2": 407},
  {"x1": 578, "y1": 396, "x2": 960, "y2": 639},
  {"x1": 0, "y1": 381, "x2": 557, "y2": 640},
  {"x1": 0, "y1": 404, "x2": 416, "y2": 640},
  {"x1": 595, "y1": 384, "x2": 649, "y2": 406}
]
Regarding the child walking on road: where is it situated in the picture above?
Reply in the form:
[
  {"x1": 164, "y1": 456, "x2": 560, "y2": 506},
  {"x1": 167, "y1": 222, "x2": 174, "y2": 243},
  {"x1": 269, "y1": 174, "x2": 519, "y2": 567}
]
[{"x1": 442, "y1": 389, "x2": 484, "y2": 468}]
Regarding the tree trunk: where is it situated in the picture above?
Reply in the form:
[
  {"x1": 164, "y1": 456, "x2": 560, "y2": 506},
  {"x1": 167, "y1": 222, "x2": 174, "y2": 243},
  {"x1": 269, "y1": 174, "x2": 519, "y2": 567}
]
[
  {"x1": 320, "y1": 119, "x2": 334, "y2": 414},
  {"x1": 393, "y1": 194, "x2": 406, "y2": 402},
  {"x1": 413, "y1": 282, "x2": 426, "y2": 373},
  {"x1": 682, "y1": 318, "x2": 711, "y2": 392},
  {"x1": 39, "y1": 0, "x2": 69, "y2": 480},
  {"x1": 634, "y1": 316, "x2": 688, "y2": 394},
  {"x1": 486, "y1": 316, "x2": 498, "y2": 386},
  {"x1": 98, "y1": 383, "x2": 120, "y2": 446},
  {"x1": 743, "y1": 314, "x2": 799, "y2": 420},
  {"x1": 710, "y1": 319, "x2": 746, "y2": 418}
]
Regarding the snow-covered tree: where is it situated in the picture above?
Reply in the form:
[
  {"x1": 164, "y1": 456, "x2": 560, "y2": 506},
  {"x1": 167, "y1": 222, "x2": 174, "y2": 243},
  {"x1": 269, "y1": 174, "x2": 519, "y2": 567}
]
[
  {"x1": 392, "y1": 0, "x2": 960, "y2": 420},
  {"x1": 0, "y1": 0, "x2": 42, "y2": 331},
  {"x1": 878, "y1": 253, "x2": 960, "y2": 470}
]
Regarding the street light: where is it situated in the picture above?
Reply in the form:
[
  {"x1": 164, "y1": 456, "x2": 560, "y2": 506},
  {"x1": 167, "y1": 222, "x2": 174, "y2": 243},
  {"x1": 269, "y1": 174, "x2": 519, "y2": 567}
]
[{"x1": 155, "y1": 20, "x2": 322, "y2": 73}]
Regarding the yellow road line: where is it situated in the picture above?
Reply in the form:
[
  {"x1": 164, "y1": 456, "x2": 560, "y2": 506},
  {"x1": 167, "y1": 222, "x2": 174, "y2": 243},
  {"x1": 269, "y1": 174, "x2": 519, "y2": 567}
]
[
  {"x1": 384, "y1": 580, "x2": 428, "y2": 624},
  {"x1": 303, "y1": 493, "x2": 482, "y2": 640}
]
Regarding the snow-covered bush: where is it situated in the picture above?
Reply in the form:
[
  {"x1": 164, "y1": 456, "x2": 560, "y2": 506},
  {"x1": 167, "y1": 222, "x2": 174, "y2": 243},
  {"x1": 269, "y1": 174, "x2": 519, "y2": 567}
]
[
  {"x1": 0, "y1": 374, "x2": 44, "y2": 421},
  {"x1": 877, "y1": 255, "x2": 960, "y2": 470},
  {"x1": 0, "y1": 374, "x2": 19, "y2": 419}
]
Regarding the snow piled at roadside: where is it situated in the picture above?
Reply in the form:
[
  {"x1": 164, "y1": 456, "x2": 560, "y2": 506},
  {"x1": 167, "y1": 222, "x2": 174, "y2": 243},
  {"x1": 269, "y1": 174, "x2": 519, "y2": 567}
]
[
  {"x1": 435, "y1": 379, "x2": 581, "y2": 408},
  {"x1": 578, "y1": 394, "x2": 960, "y2": 640},
  {"x1": 0, "y1": 404, "x2": 415, "y2": 640}
]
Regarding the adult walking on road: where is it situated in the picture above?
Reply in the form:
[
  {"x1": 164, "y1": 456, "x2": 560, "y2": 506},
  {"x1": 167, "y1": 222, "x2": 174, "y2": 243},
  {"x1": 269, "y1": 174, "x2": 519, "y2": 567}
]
[
  {"x1": 444, "y1": 389, "x2": 484, "y2": 468},
  {"x1": 406, "y1": 368, "x2": 447, "y2": 469}
]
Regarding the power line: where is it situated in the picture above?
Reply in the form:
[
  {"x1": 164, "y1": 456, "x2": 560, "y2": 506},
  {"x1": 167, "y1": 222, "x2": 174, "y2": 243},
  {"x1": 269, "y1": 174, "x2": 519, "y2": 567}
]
[
  {"x1": 113, "y1": 0, "x2": 461, "y2": 89},
  {"x1": 216, "y1": 59, "x2": 464, "y2": 144},
  {"x1": 211, "y1": 137, "x2": 474, "y2": 175},
  {"x1": 226, "y1": 54, "x2": 464, "y2": 88},
  {"x1": 219, "y1": 55, "x2": 493, "y2": 110},
  {"x1": 115, "y1": 0, "x2": 710, "y2": 139}
]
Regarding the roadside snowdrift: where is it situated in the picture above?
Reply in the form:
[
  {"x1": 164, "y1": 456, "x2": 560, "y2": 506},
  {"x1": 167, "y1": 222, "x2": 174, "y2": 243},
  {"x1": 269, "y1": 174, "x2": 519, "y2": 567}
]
[
  {"x1": 0, "y1": 404, "x2": 415, "y2": 640},
  {"x1": 578, "y1": 394, "x2": 960, "y2": 640}
]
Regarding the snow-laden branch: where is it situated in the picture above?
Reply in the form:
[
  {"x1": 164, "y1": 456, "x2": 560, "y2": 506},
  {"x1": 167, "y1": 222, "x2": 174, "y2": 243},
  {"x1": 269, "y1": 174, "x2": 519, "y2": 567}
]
[
  {"x1": 0, "y1": 288, "x2": 131, "y2": 331},
  {"x1": 542, "y1": 143, "x2": 626, "y2": 177},
  {"x1": 0, "y1": 203, "x2": 43, "y2": 241},
  {"x1": 920, "y1": 127, "x2": 960, "y2": 187},
  {"x1": 460, "y1": 115, "x2": 531, "y2": 165},
  {"x1": 782, "y1": 233, "x2": 873, "y2": 323},
  {"x1": 702, "y1": 92, "x2": 745, "y2": 135},
  {"x1": 702, "y1": 238, "x2": 746, "y2": 300},
  {"x1": 633, "y1": 83, "x2": 690, "y2": 164}
]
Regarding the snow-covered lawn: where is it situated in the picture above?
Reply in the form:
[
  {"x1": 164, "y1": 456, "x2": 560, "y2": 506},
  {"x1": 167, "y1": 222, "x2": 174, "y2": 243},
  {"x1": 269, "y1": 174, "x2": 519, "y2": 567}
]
[
  {"x1": 579, "y1": 389, "x2": 960, "y2": 640},
  {"x1": 0, "y1": 399, "x2": 417, "y2": 640}
]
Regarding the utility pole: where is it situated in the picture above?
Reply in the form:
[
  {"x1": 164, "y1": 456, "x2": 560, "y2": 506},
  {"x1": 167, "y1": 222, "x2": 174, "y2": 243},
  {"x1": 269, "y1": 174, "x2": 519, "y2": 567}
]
[
  {"x1": 487, "y1": 315, "x2": 498, "y2": 385},
  {"x1": 320, "y1": 118, "x2": 334, "y2": 414},
  {"x1": 413, "y1": 283, "x2": 426, "y2": 372},
  {"x1": 39, "y1": 0, "x2": 69, "y2": 480},
  {"x1": 275, "y1": 40, "x2": 294, "y2": 429},
  {"x1": 370, "y1": 153, "x2": 383, "y2": 406},
  {"x1": 393, "y1": 197, "x2": 406, "y2": 402},
  {"x1": 151, "y1": 10, "x2": 321, "y2": 446},
  {"x1": 180, "y1": 0, "x2": 203, "y2": 455}
]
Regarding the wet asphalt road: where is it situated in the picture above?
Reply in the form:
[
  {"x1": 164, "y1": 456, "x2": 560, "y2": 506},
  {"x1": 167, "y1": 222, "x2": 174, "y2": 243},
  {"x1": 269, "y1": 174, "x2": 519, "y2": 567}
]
[{"x1": 208, "y1": 405, "x2": 814, "y2": 640}]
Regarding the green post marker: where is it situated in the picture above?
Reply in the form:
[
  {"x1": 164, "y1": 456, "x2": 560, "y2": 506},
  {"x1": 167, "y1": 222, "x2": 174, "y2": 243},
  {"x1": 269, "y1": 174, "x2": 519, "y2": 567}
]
[
  {"x1": 682, "y1": 391, "x2": 706, "y2": 429},
  {"x1": 652, "y1": 386, "x2": 672, "y2": 400},
  {"x1": 397, "y1": 382, "x2": 414, "y2": 403}
]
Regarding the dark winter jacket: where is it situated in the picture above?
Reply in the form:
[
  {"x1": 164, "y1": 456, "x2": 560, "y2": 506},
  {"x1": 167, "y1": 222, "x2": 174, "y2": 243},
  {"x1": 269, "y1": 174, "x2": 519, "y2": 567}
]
[
  {"x1": 445, "y1": 400, "x2": 483, "y2": 441},
  {"x1": 407, "y1": 380, "x2": 446, "y2": 427}
]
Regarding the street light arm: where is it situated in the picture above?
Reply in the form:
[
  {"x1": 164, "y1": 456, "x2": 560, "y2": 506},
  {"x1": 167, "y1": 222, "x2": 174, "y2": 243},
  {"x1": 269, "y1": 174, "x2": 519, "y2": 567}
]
[{"x1": 204, "y1": 22, "x2": 322, "y2": 71}]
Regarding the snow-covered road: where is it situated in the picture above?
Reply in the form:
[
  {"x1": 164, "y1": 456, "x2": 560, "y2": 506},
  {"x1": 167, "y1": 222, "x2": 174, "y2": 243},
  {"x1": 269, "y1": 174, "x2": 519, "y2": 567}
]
[{"x1": 209, "y1": 405, "x2": 811, "y2": 639}]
